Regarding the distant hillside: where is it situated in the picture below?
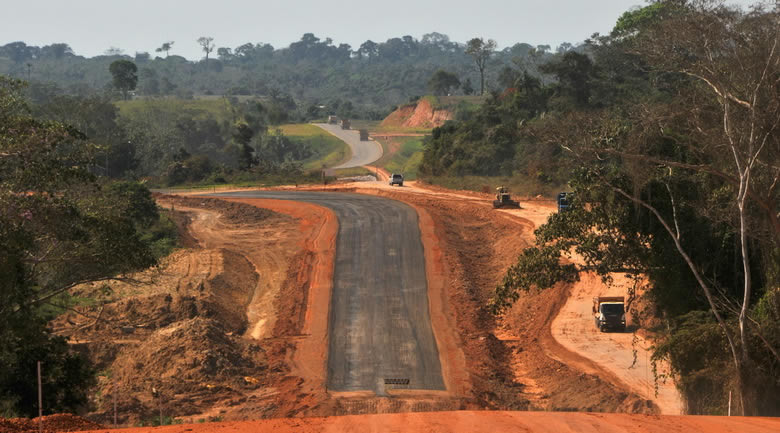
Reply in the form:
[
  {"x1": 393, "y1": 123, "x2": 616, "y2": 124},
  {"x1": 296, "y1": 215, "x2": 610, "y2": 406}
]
[{"x1": 0, "y1": 35, "x2": 558, "y2": 117}]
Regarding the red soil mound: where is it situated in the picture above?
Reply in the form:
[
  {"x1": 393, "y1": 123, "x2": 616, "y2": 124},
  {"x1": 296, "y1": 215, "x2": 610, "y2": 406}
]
[
  {"x1": 381, "y1": 99, "x2": 452, "y2": 128},
  {"x1": 0, "y1": 414, "x2": 103, "y2": 433}
]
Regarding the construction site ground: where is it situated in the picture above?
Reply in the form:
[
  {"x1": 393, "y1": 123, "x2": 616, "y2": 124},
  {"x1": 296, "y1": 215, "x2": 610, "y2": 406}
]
[{"x1": 46, "y1": 177, "x2": 778, "y2": 432}]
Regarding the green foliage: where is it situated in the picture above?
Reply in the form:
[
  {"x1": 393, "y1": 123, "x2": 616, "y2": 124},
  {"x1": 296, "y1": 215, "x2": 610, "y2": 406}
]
[
  {"x1": 490, "y1": 245, "x2": 578, "y2": 314},
  {"x1": 0, "y1": 33, "x2": 556, "y2": 115},
  {"x1": 108, "y1": 60, "x2": 137, "y2": 99},
  {"x1": 383, "y1": 137, "x2": 424, "y2": 180},
  {"x1": 653, "y1": 311, "x2": 735, "y2": 415},
  {"x1": 278, "y1": 124, "x2": 350, "y2": 170},
  {"x1": 476, "y1": 1, "x2": 780, "y2": 415},
  {"x1": 0, "y1": 76, "x2": 160, "y2": 416},
  {"x1": 0, "y1": 316, "x2": 95, "y2": 417},
  {"x1": 428, "y1": 69, "x2": 461, "y2": 96}
]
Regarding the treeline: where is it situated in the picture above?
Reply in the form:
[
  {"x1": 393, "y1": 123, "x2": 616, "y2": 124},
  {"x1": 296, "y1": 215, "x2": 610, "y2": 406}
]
[
  {"x1": 0, "y1": 77, "x2": 180, "y2": 416},
  {"x1": 26, "y1": 84, "x2": 318, "y2": 186},
  {"x1": 0, "y1": 33, "x2": 561, "y2": 116},
  {"x1": 427, "y1": 0, "x2": 779, "y2": 415}
]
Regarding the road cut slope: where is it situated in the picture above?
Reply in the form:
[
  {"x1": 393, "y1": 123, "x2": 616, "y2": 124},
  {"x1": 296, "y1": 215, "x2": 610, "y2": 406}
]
[
  {"x1": 315, "y1": 123, "x2": 383, "y2": 168},
  {"x1": 210, "y1": 191, "x2": 444, "y2": 394}
]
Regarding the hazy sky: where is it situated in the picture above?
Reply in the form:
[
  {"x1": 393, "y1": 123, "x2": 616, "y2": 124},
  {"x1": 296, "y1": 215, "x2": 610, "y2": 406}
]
[{"x1": 1, "y1": 0, "x2": 762, "y2": 60}]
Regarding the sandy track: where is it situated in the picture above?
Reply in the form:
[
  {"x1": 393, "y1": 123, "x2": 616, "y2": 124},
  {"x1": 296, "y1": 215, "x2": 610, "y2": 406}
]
[
  {"x1": 84, "y1": 410, "x2": 779, "y2": 433},
  {"x1": 551, "y1": 272, "x2": 683, "y2": 414}
]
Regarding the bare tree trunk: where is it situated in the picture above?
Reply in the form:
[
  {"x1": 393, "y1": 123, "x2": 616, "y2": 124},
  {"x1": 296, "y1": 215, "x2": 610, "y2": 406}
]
[{"x1": 479, "y1": 66, "x2": 485, "y2": 96}]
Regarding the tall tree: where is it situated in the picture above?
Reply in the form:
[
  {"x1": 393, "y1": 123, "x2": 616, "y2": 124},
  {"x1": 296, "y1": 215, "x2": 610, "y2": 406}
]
[
  {"x1": 155, "y1": 41, "x2": 174, "y2": 58},
  {"x1": 427, "y1": 69, "x2": 460, "y2": 95},
  {"x1": 108, "y1": 59, "x2": 137, "y2": 100},
  {"x1": 465, "y1": 37, "x2": 497, "y2": 95},
  {"x1": 197, "y1": 36, "x2": 215, "y2": 65}
]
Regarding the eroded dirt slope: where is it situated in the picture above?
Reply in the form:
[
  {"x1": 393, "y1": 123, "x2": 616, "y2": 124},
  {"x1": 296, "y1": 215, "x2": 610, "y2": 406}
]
[{"x1": 52, "y1": 196, "x2": 329, "y2": 424}]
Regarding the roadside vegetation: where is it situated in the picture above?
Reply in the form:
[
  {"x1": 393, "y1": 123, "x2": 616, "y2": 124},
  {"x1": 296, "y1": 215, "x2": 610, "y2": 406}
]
[
  {"x1": 438, "y1": 1, "x2": 778, "y2": 416},
  {"x1": 378, "y1": 137, "x2": 424, "y2": 180},
  {"x1": 278, "y1": 124, "x2": 350, "y2": 170},
  {"x1": 0, "y1": 77, "x2": 179, "y2": 417}
]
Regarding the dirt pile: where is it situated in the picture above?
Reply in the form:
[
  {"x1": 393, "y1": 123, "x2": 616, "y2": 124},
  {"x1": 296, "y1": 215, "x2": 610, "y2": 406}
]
[
  {"x1": 381, "y1": 98, "x2": 452, "y2": 128},
  {"x1": 157, "y1": 195, "x2": 280, "y2": 225},
  {"x1": 0, "y1": 414, "x2": 103, "y2": 433},
  {"x1": 51, "y1": 197, "x2": 303, "y2": 424}
]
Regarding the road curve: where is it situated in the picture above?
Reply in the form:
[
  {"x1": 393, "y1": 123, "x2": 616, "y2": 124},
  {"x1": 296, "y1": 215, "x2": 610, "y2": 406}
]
[
  {"x1": 315, "y1": 123, "x2": 383, "y2": 168},
  {"x1": 208, "y1": 190, "x2": 444, "y2": 394}
]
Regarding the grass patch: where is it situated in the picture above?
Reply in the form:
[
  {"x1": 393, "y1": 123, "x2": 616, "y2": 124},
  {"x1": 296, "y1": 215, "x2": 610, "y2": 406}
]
[
  {"x1": 348, "y1": 120, "x2": 381, "y2": 131},
  {"x1": 383, "y1": 137, "x2": 424, "y2": 180},
  {"x1": 277, "y1": 124, "x2": 351, "y2": 169},
  {"x1": 370, "y1": 124, "x2": 433, "y2": 134},
  {"x1": 116, "y1": 97, "x2": 236, "y2": 123}
]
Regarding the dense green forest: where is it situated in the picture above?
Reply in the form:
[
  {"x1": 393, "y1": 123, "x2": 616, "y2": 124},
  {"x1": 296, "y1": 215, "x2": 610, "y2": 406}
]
[
  {"x1": 0, "y1": 33, "x2": 559, "y2": 117},
  {"x1": 421, "y1": 0, "x2": 778, "y2": 416}
]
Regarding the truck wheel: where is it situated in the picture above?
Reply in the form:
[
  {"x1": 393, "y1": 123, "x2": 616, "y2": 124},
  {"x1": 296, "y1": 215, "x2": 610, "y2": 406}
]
[{"x1": 493, "y1": 200, "x2": 501, "y2": 208}]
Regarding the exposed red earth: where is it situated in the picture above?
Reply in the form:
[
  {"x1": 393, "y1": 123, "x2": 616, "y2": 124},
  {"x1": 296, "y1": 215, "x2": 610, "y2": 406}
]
[{"x1": 34, "y1": 179, "x2": 772, "y2": 432}]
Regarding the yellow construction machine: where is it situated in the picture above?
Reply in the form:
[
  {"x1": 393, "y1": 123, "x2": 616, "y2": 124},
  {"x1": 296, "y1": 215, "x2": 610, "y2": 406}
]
[{"x1": 492, "y1": 186, "x2": 520, "y2": 209}]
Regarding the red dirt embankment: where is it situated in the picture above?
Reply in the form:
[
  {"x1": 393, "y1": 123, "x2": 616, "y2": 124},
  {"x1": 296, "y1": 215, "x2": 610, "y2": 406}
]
[
  {"x1": 82, "y1": 411, "x2": 779, "y2": 433},
  {"x1": 381, "y1": 99, "x2": 452, "y2": 128},
  {"x1": 215, "y1": 198, "x2": 338, "y2": 418}
]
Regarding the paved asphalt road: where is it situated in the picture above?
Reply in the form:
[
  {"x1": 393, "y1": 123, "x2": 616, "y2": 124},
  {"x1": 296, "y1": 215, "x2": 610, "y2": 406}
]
[
  {"x1": 315, "y1": 123, "x2": 383, "y2": 169},
  {"x1": 209, "y1": 191, "x2": 445, "y2": 394}
]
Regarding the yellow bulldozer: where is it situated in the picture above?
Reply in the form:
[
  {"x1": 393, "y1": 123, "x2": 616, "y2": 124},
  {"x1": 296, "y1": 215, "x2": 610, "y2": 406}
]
[{"x1": 492, "y1": 186, "x2": 520, "y2": 209}]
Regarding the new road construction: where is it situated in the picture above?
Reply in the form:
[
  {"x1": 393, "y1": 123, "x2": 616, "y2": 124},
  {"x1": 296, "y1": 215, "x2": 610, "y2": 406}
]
[
  {"x1": 315, "y1": 123, "x2": 383, "y2": 169},
  {"x1": 210, "y1": 191, "x2": 445, "y2": 394}
]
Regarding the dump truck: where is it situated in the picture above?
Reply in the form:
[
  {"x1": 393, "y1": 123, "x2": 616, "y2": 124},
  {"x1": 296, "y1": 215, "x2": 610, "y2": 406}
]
[
  {"x1": 359, "y1": 129, "x2": 369, "y2": 141},
  {"x1": 328, "y1": 115, "x2": 338, "y2": 124},
  {"x1": 493, "y1": 186, "x2": 520, "y2": 209},
  {"x1": 593, "y1": 296, "x2": 626, "y2": 332},
  {"x1": 557, "y1": 192, "x2": 572, "y2": 212},
  {"x1": 341, "y1": 119, "x2": 351, "y2": 130}
]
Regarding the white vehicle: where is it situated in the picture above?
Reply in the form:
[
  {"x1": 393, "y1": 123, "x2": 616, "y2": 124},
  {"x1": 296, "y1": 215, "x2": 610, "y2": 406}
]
[{"x1": 389, "y1": 173, "x2": 404, "y2": 186}]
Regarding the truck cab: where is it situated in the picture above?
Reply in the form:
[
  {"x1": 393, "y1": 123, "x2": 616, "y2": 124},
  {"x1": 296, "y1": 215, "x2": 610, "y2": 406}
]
[
  {"x1": 593, "y1": 296, "x2": 626, "y2": 332},
  {"x1": 557, "y1": 192, "x2": 572, "y2": 212}
]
